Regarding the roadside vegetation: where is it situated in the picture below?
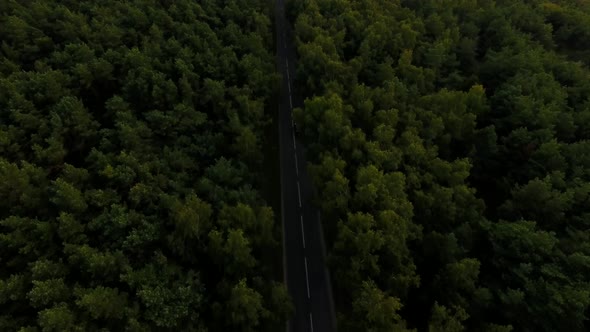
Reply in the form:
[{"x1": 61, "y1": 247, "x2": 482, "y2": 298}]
[
  {"x1": 0, "y1": 0, "x2": 291, "y2": 331},
  {"x1": 287, "y1": 0, "x2": 590, "y2": 330}
]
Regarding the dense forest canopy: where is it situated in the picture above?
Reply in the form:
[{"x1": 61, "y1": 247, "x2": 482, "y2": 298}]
[
  {"x1": 0, "y1": 0, "x2": 291, "y2": 331},
  {"x1": 287, "y1": 0, "x2": 590, "y2": 331},
  {"x1": 3, "y1": 0, "x2": 590, "y2": 330}
]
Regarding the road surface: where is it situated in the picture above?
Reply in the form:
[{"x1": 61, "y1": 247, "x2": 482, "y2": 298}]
[{"x1": 274, "y1": 0, "x2": 337, "y2": 331}]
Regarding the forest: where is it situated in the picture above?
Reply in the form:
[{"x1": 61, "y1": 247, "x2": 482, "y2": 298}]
[
  {"x1": 287, "y1": 0, "x2": 590, "y2": 331},
  {"x1": 0, "y1": 0, "x2": 292, "y2": 331},
  {"x1": 3, "y1": 0, "x2": 590, "y2": 331}
]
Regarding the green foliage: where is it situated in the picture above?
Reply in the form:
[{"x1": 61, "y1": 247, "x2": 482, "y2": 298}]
[
  {"x1": 28, "y1": 279, "x2": 70, "y2": 308},
  {"x1": 0, "y1": 0, "x2": 286, "y2": 330},
  {"x1": 37, "y1": 303, "x2": 81, "y2": 332},
  {"x1": 75, "y1": 286, "x2": 127, "y2": 320},
  {"x1": 349, "y1": 280, "x2": 414, "y2": 332},
  {"x1": 226, "y1": 279, "x2": 268, "y2": 331},
  {"x1": 289, "y1": 0, "x2": 590, "y2": 330},
  {"x1": 428, "y1": 303, "x2": 468, "y2": 332}
]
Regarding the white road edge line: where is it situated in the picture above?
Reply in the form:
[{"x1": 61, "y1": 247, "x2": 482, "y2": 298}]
[
  {"x1": 286, "y1": 69, "x2": 290, "y2": 81},
  {"x1": 300, "y1": 215, "x2": 306, "y2": 248},
  {"x1": 286, "y1": 59, "x2": 289, "y2": 69},
  {"x1": 304, "y1": 257, "x2": 310, "y2": 299},
  {"x1": 310, "y1": 313, "x2": 314, "y2": 332},
  {"x1": 289, "y1": 95, "x2": 293, "y2": 108},
  {"x1": 288, "y1": 82, "x2": 291, "y2": 94},
  {"x1": 297, "y1": 181, "x2": 302, "y2": 207},
  {"x1": 293, "y1": 134, "x2": 296, "y2": 149},
  {"x1": 295, "y1": 153, "x2": 299, "y2": 175}
]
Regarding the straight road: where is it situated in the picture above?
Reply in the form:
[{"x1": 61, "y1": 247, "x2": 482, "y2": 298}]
[{"x1": 274, "y1": 1, "x2": 336, "y2": 331}]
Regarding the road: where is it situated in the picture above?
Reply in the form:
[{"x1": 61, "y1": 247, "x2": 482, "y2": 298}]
[{"x1": 274, "y1": 0, "x2": 337, "y2": 331}]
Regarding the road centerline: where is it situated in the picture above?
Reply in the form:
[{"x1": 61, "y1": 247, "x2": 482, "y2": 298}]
[
  {"x1": 300, "y1": 215, "x2": 306, "y2": 248},
  {"x1": 297, "y1": 181, "x2": 302, "y2": 207},
  {"x1": 304, "y1": 257, "x2": 310, "y2": 299}
]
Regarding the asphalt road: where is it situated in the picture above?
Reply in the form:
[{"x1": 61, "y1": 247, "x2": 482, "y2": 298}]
[{"x1": 274, "y1": 1, "x2": 336, "y2": 331}]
